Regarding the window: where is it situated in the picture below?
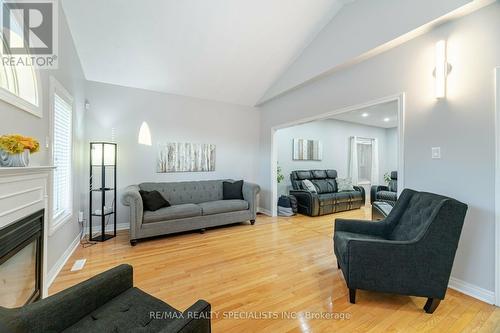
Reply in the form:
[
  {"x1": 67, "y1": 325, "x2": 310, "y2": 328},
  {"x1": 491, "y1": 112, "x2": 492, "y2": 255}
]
[
  {"x1": 0, "y1": 32, "x2": 41, "y2": 116},
  {"x1": 357, "y1": 140, "x2": 373, "y2": 183},
  {"x1": 50, "y1": 78, "x2": 74, "y2": 232}
]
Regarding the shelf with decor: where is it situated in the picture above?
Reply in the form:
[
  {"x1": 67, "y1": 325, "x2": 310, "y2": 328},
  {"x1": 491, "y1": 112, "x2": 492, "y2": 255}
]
[{"x1": 89, "y1": 142, "x2": 117, "y2": 242}]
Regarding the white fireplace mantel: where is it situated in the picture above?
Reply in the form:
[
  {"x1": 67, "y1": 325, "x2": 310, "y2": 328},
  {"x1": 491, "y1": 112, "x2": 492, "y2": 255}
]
[{"x1": 0, "y1": 165, "x2": 54, "y2": 297}]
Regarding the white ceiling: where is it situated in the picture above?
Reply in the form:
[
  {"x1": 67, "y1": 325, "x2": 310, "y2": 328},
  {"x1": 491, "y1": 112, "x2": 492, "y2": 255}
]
[
  {"x1": 62, "y1": 0, "x2": 349, "y2": 106},
  {"x1": 330, "y1": 101, "x2": 398, "y2": 128}
]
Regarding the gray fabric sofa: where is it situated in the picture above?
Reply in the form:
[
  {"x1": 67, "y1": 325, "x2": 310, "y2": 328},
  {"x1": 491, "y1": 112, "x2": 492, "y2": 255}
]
[
  {"x1": 122, "y1": 180, "x2": 260, "y2": 245},
  {"x1": 0, "y1": 265, "x2": 211, "y2": 332},
  {"x1": 334, "y1": 189, "x2": 468, "y2": 314}
]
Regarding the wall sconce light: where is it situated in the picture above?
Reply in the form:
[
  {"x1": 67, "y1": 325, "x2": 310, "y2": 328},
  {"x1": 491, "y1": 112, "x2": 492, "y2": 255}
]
[
  {"x1": 138, "y1": 121, "x2": 152, "y2": 146},
  {"x1": 434, "y1": 40, "x2": 452, "y2": 99}
]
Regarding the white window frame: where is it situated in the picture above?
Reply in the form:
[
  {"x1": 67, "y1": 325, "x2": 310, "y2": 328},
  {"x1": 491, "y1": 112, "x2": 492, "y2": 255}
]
[
  {"x1": 49, "y1": 76, "x2": 74, "y2": 235},
  {"x1": 356, "y1": 138, "x2": 374, "y2": 185},
  {"x1": 0, "y1": 34, "x2": 43, "y2": 117}
]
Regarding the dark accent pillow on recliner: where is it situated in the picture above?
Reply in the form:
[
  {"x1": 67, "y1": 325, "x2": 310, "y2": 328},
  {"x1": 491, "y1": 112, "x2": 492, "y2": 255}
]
[
  {"x1": 139, "y1": 190, "x2": 170, "y2": 211},
  {"x1": 223, "y1": 180, "x2": 244, "y2": 200}
]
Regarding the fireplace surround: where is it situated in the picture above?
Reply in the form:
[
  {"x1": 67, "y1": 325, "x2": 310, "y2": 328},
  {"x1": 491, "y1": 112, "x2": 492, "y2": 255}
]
[{"x1": 0, "y1": 166, "x2": 53, "y2": 300}]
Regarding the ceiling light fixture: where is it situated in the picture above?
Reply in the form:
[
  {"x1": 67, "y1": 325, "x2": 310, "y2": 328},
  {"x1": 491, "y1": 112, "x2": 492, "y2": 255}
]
[
  {"x1": 361, "y1": 113, "x2": 369, "y2": 117},
  {"x1": 383, "y1": 118, "x2": 390, "y2": 122}
]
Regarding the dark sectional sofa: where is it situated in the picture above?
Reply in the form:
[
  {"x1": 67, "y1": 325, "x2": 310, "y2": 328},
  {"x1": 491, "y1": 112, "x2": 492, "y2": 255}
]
[{"x1": 289, "y1": 170, "x2": 365, "y2": 217}]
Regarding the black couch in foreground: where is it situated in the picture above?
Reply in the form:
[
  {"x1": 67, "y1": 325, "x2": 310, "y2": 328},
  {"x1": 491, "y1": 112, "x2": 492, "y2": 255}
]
[
  {"x1": 0, "y1": 265, "x2": 211, "y2": 333},
  {"x1": 334, "y1": 189, "x2": 467, "y2": 314},
  {"x1": 290, "y1": 170, "x2": 365, "y2": 217}
]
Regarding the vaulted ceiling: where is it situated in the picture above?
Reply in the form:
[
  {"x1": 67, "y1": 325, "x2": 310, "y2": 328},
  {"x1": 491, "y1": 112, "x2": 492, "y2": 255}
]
[{"x1": 62, "y1": 0, "x2": 351, "y2": 106}]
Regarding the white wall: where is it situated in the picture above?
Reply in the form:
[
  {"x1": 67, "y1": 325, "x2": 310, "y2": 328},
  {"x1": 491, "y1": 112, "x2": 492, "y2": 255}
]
[
  {"x1": 276, "y1": 119, "x2": 397, "y2": 196},
  {"x1": 84, "y1": 81, "x2": 260, "y2": 225},
  {"x1": 259, "y1": 3, "x2": 500, "y2": 295},
  {"x1": 0, "y1": 3, "x2": 86, "y2": 272}
]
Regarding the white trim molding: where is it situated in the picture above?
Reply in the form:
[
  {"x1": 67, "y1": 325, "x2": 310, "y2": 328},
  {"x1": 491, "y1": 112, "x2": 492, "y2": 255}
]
[
  {"x1": 47, "y1": 234, "x2": 80, "y2": 289},
  {"x1": 494, "y1": 66, "x2": 500, "y2": 306},
  {"x1": 257, "y1": 207, "x2": 273, "y2": 217},
  {"x1": 449, "y1": 277, "x2": 495, "y2": 305}
]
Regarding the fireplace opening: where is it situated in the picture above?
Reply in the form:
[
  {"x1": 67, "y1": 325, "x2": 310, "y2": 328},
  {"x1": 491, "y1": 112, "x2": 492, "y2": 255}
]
[{"x1": 0, "y1": 210, "x2": 43, "y2": 308}]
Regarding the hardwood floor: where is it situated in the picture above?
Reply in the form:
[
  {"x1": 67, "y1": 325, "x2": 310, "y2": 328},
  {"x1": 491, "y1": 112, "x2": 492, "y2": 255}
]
[{"x1": 50, "y1": 207, "x2": 500, "y2": 332}]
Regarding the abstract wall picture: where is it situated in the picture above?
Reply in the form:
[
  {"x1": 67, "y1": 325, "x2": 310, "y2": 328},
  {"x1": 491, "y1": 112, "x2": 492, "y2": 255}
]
[
  {"x1": 157, "y1": 142, "x2": 216, "y2": 173},
  {"x1": 293, "y1": 139, "x2": 322, "y2": 161}
]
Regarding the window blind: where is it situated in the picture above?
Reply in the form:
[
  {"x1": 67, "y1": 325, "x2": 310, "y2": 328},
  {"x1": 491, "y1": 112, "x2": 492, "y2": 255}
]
[{"x1": 53, "y1": 93, "x2": 72, "y2": 219}]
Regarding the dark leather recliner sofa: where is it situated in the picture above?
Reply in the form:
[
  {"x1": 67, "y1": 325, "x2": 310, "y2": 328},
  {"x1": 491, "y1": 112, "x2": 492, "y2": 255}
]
[{"x1": 289, "y1": 170, "x2": 365, "y2": 217}]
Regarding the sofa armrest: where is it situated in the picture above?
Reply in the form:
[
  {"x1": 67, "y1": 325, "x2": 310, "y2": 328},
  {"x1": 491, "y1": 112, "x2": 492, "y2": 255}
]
[
  {"x1": 290, "y1": 190, "x2": 319, "y2": 216},
  {"x1": 121, "y1": 185, "x2": 143, "y2": 240},
  {"x1": 353, "y1": 186, "x2": 365, "y2": 203},
  {"x1": 370, "y1": 185, "x2": 389, "y2": 204},
  {"x1": 243, "y1": 182, "x2": 260, "y2": 218},
  {"x1": 0, "y1": 265, "x2": 133, "y2": 333},
  {"x1": 335, "y1": 218, "x2": 387, "y2": 236},
  {"x1": 161, "y1": 300, "x2": 211, "y2": 333}
]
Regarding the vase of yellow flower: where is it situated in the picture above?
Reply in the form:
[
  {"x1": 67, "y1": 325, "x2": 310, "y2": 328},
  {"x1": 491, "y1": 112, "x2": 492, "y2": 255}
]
[{"x1": 0, "y1": 135, "x2": 40, "y2": 167}]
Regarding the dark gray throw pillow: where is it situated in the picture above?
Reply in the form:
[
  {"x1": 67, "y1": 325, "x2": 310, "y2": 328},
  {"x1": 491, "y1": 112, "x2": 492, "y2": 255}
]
[
  {"x1": 139, "y1": 190, "x2": 170, "y2": 211},
  {"x1": 223, "y1": 180, "x2": 244, "y2": 200}
]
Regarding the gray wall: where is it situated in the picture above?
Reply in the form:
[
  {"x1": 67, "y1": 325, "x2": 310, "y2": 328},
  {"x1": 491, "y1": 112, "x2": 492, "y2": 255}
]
[
  {"x1": 259, "y1": 3, "x2": 500, "y2": 293},
  {"x1": 84, "y1": 81, "x2": 260, "y2": 225},
  {"x1": 0, "y1": 3, "x2": 86, "y2": 272},
  {"x1": 276, "y1": 119, "x2": 397, "y2": 196}
]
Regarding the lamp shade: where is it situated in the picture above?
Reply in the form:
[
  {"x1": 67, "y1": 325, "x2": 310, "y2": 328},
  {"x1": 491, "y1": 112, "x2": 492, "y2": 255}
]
[
  {"x1": 91, "y1": 143, "x2": 116, "y2": 166},
  {"x1": 138, "y1": 121, "x2": 152, "y2": 146}
]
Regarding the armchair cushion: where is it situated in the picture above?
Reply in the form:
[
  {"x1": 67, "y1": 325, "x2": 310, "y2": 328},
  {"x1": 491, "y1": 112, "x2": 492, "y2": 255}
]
[{"x1": 64, "y1": 288, "x2": 179, "y2": 332}]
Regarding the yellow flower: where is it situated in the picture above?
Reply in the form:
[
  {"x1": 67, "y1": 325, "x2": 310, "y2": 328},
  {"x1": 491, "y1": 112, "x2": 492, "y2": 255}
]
[{"x1": 0, "y1": 134, "x2": 40, "y2": 154}]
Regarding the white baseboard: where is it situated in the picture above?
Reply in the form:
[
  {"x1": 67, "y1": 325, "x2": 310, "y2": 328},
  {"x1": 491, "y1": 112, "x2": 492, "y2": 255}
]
[
  {"x1": 46, "y1": 234, "x2": 80, "y2": 288},
  {"x1": 257, "y1": 207, "x2": 273, "y2": 216},
  {"x1": 448, "y1": 276, "x2": 495, "y2": 304}
]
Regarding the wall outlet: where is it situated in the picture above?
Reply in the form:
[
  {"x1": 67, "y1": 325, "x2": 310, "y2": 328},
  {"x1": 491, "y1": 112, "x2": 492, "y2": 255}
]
[
  {"x1": 431, "y1": 147, "x2": 441, "y2": 159},
  {"x1": 78, "y1": 211, "x2": 84, "y2": 223}
]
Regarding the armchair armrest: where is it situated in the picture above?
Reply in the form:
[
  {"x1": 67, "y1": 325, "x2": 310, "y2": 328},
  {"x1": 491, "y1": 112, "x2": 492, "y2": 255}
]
[
  {"x1": 161, "y1": 300, "x2": 211, "y2": 333},
  {"x1": 370, "y1": 185, "x2": 389, "y2": 204},
  {"x1": 1, "y1": 265, "x2": 133, "y2": 333},
  {"x1": 243, "y1": 182, "x2": 260, "y2": 218},
  {"x1": 121, "y1": 185, "x2": 143, "y2": 240},
  {"x1": 290, "y1": 190, "x2": 319, "y2": 216},
  {"x1": 353, "y1": 186, "x2": 366, "y2": 203},
  {"x1": 335, "y1": 218, "x2": 387, "y2": 236},
  {"x1": 346, "y1": 239, "x2": 440, "y2": 297}
]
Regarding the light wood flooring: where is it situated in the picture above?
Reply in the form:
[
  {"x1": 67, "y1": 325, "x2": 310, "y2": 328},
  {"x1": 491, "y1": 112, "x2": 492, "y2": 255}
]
[{"x1": 50, "y1": 207, "x2": 500, "y2": 332}]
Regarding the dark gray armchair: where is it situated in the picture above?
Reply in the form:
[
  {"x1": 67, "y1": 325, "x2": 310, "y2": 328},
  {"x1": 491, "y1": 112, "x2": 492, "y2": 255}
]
[
  {"x1": 334, "y1": 189, "x2": 467, "y2": 314},
  {"x1": 371, "y1": 171, "x2": 398, "y2": 205},
  {"x1": 0, "y1": 265, "x2": 211, "y2": 332}
]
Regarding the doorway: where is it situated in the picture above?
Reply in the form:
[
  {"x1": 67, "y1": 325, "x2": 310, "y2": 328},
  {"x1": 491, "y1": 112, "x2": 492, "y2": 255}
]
[{"x1": 270, "y1": 93, "x2": 405, "y2": 217}]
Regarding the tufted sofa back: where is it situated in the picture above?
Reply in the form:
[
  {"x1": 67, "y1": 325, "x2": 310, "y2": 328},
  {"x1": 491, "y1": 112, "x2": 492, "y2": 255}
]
[{"x1": 139, "y1": 180, "x2": 229, "y2": 205}]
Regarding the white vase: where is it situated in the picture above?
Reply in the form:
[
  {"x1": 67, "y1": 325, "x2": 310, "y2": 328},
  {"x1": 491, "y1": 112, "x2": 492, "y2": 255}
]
[{"x1": 0, "y1": 149, "x2": 30, "y2": 167}]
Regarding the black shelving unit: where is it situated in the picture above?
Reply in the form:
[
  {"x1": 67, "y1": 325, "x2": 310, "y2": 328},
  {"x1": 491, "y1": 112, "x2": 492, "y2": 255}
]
[{"x1": 89, "y1": 142, "x2": 117, "y2": 242}]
